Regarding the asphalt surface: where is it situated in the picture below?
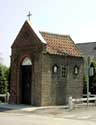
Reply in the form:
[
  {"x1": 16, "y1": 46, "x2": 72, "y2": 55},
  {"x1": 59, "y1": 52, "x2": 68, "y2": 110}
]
[
  {"x1": 0, "y1": 111, "x2": 96, "y2": 125},
  {"x1": 1, "y1": 104, "x2": 96, "y2": 124}
]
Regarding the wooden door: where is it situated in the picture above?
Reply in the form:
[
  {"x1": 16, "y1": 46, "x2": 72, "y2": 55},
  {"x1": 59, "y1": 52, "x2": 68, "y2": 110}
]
[{"x1": 21, "y1": 65, "x2": 32, "y2": 104}]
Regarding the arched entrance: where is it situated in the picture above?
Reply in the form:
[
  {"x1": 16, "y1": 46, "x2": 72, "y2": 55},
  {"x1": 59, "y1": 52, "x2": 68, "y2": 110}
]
[{"x1": 20, "y1": 57, "x2": 32, "y2": 104}]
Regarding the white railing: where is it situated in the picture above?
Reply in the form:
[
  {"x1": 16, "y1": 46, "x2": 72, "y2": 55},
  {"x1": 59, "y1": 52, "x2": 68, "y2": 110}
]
[
  {"x1": 0, "y1": 93, "x2": 10, "y2": 103},
  {"x1": 68, "y1": 95, "x2": 96, "y2": 110},
  {"x1": 72, "y1": 97, "x2": 96, "y2": 102}
]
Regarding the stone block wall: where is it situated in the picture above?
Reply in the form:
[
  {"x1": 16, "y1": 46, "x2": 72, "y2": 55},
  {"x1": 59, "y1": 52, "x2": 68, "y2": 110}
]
[
  {"x1": 41, "y1": 54, "x2": 68, "y2": 106},
  {"x1": 41, "y1": 54, "x2": 84, "y2": 106},
  {"x1": 10, "y1": 47, "x2": 43, "y2": 106},
  {"x1": 66, "y1": 56, "x2": 84, "y2": 101}
]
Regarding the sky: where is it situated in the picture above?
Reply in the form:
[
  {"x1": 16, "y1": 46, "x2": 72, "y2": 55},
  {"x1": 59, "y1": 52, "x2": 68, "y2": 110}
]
[{"x1": 1, "y1": 0, "x2": 96, "y2": 66}]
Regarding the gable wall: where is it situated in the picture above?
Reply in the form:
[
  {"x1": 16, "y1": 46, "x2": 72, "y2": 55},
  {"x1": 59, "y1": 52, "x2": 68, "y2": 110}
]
[{"x1": 10, "y1": 23, "x2": 44, "y2": 105}]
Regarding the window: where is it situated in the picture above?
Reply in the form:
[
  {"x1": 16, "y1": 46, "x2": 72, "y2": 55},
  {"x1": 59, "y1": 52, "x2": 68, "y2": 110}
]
[
  {"x1": 61, "y1": 66, "x2": 66, "y2": 78},
  {"x1": 74, "y1": 65, "x2": 79, "y2": 75},
  {"x1": 52, "y1": 64, "x2": 58, "y2": 73},
  {"x1": 22, "y1": 57, "x2": 32, "y2": 66}
]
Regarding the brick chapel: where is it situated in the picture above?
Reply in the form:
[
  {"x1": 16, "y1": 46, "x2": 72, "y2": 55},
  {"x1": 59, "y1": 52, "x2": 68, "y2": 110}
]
[{"x1": 10, "y1": 20, "x2": 84, "y2": 106}]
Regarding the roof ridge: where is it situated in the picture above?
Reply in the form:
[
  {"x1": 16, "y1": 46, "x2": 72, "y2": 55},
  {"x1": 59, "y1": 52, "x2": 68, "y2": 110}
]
[
  {"x1": 40, "y1": 31, "x2": 81, "y2": 57},
  {"x1": 40, "y1": 31, "x2": 70, "y2": 37},
  {"x1": 26, "y1": 21, "x2": 47, "y2": 44}
]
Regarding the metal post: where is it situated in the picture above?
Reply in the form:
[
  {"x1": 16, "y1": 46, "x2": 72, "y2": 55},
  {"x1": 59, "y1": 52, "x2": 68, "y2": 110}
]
[
  {"x1": 87, "y1": 56, "x2": 90, "y2": 106},
  {"x1": 87, "y1": 72, "x2": 89, "y2": 106}
]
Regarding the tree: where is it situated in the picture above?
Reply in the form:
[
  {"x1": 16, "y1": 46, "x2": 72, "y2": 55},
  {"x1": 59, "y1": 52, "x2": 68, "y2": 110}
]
[
  {"x1": 83, "y1": 61, "x2": 96, "y2": 94},
  {"x1": 0, "y1": 64, "x2": 10, "y2": 94},
  {"x1": 87, "y1": 61, "x2": 96, "y2": 94}
]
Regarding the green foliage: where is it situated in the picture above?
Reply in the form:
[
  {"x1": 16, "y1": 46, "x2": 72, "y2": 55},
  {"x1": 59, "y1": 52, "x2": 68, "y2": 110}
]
[
  {"x1": 92, "y1": 61, "x2": 96, "y2": 67},
  {"x1": 0, "y1": 64, "x2": 10, "y2": 94},
  {"x1": 89, "y1": 61, "x2": 96, "y2": 94},
  {"x1": 83, "y1": 75, "x2": 87, "y2": 83}
]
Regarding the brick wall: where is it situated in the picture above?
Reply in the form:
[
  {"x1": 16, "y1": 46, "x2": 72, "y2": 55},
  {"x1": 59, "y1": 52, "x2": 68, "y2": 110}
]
[
  {"x1": 41, "y1": 54, "x2": 84, "y2": 106},
  {"x1": 10, "y1": 21, "x2": 44, "y2": 105},
  {"x1": 66, "y1": 56, "x2": 84, "y2": 102}
]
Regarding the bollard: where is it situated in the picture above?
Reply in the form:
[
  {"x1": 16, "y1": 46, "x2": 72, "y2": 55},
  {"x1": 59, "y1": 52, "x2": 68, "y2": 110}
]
[{"x1": 68, "y1": 96, "x2": 73, "y2": 110}]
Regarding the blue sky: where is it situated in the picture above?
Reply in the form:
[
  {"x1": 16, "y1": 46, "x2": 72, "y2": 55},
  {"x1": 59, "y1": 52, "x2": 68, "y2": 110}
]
[{"x1": 1, "y1": 0, "x2": 96, "y2": 66}]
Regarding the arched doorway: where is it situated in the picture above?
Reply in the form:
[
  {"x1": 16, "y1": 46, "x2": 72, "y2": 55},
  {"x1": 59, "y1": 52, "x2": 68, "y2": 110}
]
[{"x1": 20, "y1": 57, "x2": 32, "y2": 104}]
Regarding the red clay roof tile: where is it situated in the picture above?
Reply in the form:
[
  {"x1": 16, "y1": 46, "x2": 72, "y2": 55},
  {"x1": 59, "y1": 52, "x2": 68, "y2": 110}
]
[{"x1": 40, "y1": 32, "x2": 81, "y2": 57}]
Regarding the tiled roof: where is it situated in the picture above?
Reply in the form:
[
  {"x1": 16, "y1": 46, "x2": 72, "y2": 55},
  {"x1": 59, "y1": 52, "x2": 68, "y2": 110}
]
[
  {"x1": 77, "y1": 42, "x2": 96, "y2": 56},
  {"x1": 40, "y1": 32, "x2": 81, "y2": 57}
]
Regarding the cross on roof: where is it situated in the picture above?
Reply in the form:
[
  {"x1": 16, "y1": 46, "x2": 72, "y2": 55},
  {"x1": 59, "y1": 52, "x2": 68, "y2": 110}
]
[{"x1": 27, "y1": 11, "x2": 32, "y2": 21}]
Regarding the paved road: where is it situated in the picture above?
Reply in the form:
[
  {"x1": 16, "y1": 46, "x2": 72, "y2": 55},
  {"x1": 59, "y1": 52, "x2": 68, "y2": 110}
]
[
  {"x1": 1, "y1": 105, "x2": 96, "y2": 125},
  {"x1": 0, "y1": 112, "x2": 96, "y2": 125},
  {"x1": 30, "y1": 106, "x2": 96, "y2": 122}
]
